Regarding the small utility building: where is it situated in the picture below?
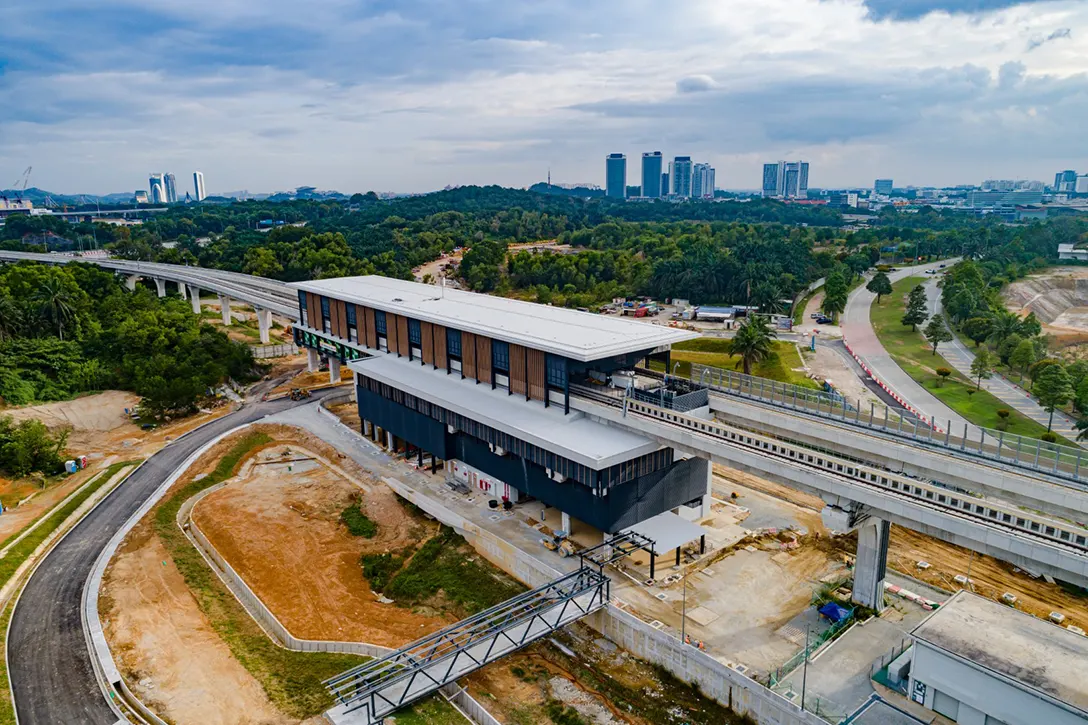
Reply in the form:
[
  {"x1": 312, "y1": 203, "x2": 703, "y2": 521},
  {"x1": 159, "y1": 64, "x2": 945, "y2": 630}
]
[
  {"x1": 907, "y1": 591, "x2": 1088, "y2": 725},
  {"x1": 290, "y1": 276, "x2": 713, "y2": 534}
]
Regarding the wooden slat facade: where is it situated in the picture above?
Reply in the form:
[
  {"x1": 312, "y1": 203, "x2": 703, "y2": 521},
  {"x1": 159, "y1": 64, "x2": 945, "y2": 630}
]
[
  {"x1": 476, "y1": 336, "x2": 492, "y2": 386},
  {"x1": 433, "y1": 324, "x2": 448, "y2": 370},
  {"x1": 307, "y1": 293, "x2": 320, "y2": 327},
  {"x1": 333, "y1": 300, "x2": 347, "y2": 338},
  {"x1": 396, "y1": 315, "x2": 410, "y2": 357},
  {"x1": 421, "y1": 322, "x2": 435, "y2": 366},
  {"x1": 509, "y1": 344, "x2": 527, "y2": 396},
  {"x1": 364, "y1": 307, "x2": 376, "y2": 348},
  {"x1": 527, "y1": 349, "x2": 546, "y2": 402},
  {"x1": 386, "y1": 312, "x2": 400, "y2": 355},
  {"x1": 462, "y1": 332, "x2": 477, "y2": 379}
]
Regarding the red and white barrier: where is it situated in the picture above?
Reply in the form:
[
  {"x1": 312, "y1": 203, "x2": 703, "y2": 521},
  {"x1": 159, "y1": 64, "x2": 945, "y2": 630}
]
[{"x1": 842, "y1": 335, "x2": 944, "y2": 434}]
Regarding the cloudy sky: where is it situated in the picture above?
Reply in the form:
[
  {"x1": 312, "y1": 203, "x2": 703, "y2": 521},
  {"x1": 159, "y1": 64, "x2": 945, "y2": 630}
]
[{"x1": 2, "y1": 0, "x2": 1086, "y2": 195}]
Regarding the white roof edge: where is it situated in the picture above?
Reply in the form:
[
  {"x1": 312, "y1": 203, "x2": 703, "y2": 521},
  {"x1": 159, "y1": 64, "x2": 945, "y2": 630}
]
[{"x1": 290, "y1": 276, "x2": 699, "y2": 362}]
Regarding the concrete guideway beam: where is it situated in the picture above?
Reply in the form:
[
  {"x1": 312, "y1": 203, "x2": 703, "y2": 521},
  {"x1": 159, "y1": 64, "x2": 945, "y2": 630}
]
[
  {"x1": 218, "y1": 294, "x2": 232, "y2": 326},
  {"x1": 190, "y1": 286, "x2": 202, "y2": 314},
  {"x1": 255, "y1": 307, "x2": 272, "y2": 344},
  {"x1": 576, "y1": 398, "x2": 1088, "y2": 587},
  {"x1": 154, "y1": 278, "x2": 167, "y2": 297}
]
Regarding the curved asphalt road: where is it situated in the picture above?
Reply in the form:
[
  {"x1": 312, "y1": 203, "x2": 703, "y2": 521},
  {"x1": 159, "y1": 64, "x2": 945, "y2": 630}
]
[{"x1": 7, "y1": 393, "x2": 331, "y2": 724}]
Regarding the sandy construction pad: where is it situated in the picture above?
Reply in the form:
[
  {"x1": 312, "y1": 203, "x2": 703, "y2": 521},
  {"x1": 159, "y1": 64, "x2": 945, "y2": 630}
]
[
  {"x1": 192, "y1": 444, "x2": 447, "y2": 646},
  {"x1": 102, "y1": 531, "x2": 294, "y2": 725}
]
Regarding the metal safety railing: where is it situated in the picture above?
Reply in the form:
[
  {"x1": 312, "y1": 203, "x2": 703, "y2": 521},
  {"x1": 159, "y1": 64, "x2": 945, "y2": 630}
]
[{"x1": 652, "y1": 363, "x2": 1088, "y2": 486}]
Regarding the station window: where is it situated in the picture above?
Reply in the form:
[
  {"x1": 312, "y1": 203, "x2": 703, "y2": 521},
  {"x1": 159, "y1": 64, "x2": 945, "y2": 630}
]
[
  {"x1": 375, "y1": 310, "x2": 387, "y2": 335},
  {"x1": 493, "y1": 340, "x2": 510, "y2": 372},
  {"x1": 346, "y1": 304, "x2": 357, "y2": 343},
  {"x1": 320, "y1": 297, "x2": 331, "y2": 334},
  {"x1": 408, "y1": 318, "x2": 422, "y2": 345},
  {"x1": 447, "y1": 328, "x2": 462, "y2": 357},
  {"x1": 298, "y1": 291, "x2": 308, "y2": 327},
  {"x1": 546, "y1": 354, "x2": 567, "y2": 389}
]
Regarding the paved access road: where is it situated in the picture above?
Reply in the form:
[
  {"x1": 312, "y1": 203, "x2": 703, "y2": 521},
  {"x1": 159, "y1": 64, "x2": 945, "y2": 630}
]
[
  {"x1": 841, "y1": 259, "x2": 971, "y2": 435},
  {"x1": 6, "y1": 394, "x2": 325, "y2": 725}
]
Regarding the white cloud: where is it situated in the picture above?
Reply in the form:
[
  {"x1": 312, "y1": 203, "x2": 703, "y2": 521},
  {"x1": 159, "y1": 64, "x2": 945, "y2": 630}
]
[{"x1": 1, "y1": 0, "x2": 1087, "y2": 193}]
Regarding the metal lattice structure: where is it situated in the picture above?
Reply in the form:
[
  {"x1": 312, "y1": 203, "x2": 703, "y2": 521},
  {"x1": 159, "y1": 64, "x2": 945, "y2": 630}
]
[
  {"x1": 579, "y1": 530, "x2": 658, "y2": 578},
  {"x1": 323, "y1": 567, "x2": 610, "y2": 724}
]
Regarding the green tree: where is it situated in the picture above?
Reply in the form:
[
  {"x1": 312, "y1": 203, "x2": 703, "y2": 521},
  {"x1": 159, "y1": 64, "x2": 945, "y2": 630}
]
[
  {"x1": 1034, "y1": 365, "x2": 1074, "y2": 432},
  {"x1": 866, "y1": 271, "x2": 892, "y2": 303},
  {"x1": 970, "y1": 348, "x2": 994, "y2": 390},
  {"x1": 924, "y1": 317, "x2": 952, "y2": 355},
  {"x1": 936, "y1": 367, "x2": 951, "y2": 387},
  {"x1": 1029, "y1": 358, "x2": 1062, "y2": 390},
  {"x1": 33, "y1": 276, "x2": 77, "y2": 340},
  {"x1": 0, "y1": 415, "x2": 69, "y2": 478},
  {"x1": 986, "y1": 310, "x2": 1021, "y2": 348},
  {"x1": 243, "y1": 246, "x2": 284, "y2": 278},
  {"x1": 1009, "y1": 338, "x2": 1037, "y2": 382},
  {"x1": 961, "y1": 317, "x2": 992, "y2": 348},
  {"x1": 822, "y1": 268, "x2": 849, "y2": 322},
  {"x1": 729, "y1": 315, "x2": 777, "y2": 375},
  {"x1": 998, "y1": 333, "x2": 1023, "y2": 366},
  {"x1": 901, "y1": 284, "x2": 928, "y2": 331}
]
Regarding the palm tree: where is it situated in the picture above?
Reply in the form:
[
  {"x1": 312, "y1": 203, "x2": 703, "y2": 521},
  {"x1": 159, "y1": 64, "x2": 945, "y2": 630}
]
[
  {"x1": 730, "y1": 314, "x2": 777, "y2": 375},
  {"x1": 986, "y1": 310, "x2": 1021, "y2": 347},
  {"x1": 751, "y1": 281, "x2": 785, "y2": 315},
  {"x1": 34, "y1": 277, "x2": 76, "y2": 340},
  {"x1": 0, "y1": 297, "x2": 21, "y2": 342}
]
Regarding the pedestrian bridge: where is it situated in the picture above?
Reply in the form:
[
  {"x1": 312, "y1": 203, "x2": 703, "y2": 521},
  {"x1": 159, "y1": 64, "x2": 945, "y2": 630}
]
[{"x1": 324, "y1": 566, "x2": 609, "y2": 725}]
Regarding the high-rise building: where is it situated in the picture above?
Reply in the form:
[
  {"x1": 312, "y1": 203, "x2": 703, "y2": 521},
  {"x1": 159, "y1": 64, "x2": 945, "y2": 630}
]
[
  {"x1": 134, "y1": 190, "x2": 149, "y2": 204},
  {"x1": 661, "y1": 172, "x2": 669, "y2": 197},
  {"x1": 762, "y1": 161, "x2": 809, "y2": 198},
  {"x1": 671, "y1": 156, "x2": 693, "y2": 197},
  {"x1": 164, "y1": 173, "x2": 177, "y2": 203},
  {"x1": 1055, "y1": 170, "x2": 1078, "y2": 192},
  {"x1": 1077, "y1": 176, "x2": 1088, "y2": 194},
  {"x1": 605, "y1": 154, "x2": 627, "y2": 199},
  {"x1": 641, "y1": 152, "x2": 663, "y2": 198},
  {"x1": 874, "y1": 179, "x2": 893, "y2": 195},
  {"x1": 149, "y1": 173, "x2": 166, "y2": 204},
  {"x1": 692, "y1": 163, "x2": 715, "y2": 199},
  {"x1": 193, "y1": 171, "x2": 207, "y2": 201}
]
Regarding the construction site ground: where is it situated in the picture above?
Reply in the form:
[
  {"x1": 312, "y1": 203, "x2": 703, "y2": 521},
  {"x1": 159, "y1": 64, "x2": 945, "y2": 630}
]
[
  {"x1": 0, "y1": 390, "x2": 231, "y2": 543},
  {"x1": 1004, "y1": 267, "x2": 1088, "y2": 355}
]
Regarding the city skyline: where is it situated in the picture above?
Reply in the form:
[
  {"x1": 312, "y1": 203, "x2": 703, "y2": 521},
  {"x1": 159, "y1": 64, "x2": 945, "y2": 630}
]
[{"x1": 3, "y1": 1, "x2": 1088, "y2": 194}]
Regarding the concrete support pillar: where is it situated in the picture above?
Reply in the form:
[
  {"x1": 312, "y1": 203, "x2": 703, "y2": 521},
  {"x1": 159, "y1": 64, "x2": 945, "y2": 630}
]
[
  {"x1": 190, "y1": 287, "x2": 202, "y2": 314},
  {"x1": 218, "y1": 295, "x2": 232, "y2": 326},
  {"x1": 178, "y1": 280, "x2": 187, "y2": 300},
  {"x1": 255, "y1": 307, "x2": 272, "y2": 344},
  {"x1": 125, "y1": 274, "x2": 140, "y2": 291},
  {"x1": 697, "y1": 456, "x2": 713, "y2": 519},
  {"x1": 307, "y1": 348, "x2": 321, "y2": 373},
  {"x1": 350, "y1": 370, "x2": 358, "y2": 402},
  {"x1": 561, "y1": 512, "x2": 571, "y2": 535},
  {"x1": 386, "y1": 430, "x2": 393, "y2": 450},
  {"x1": 329, "y1": 357, "x2": 342, "y2": 384},
  {"x1": 853, "y1": 517, "x2": 891, "y2": 612},
  {"x1": 154, "y1": 278, "x2": 167, "y2": 297}
]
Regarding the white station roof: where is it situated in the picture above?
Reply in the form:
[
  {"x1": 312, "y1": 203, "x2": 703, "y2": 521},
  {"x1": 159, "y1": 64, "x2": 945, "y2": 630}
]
[
  {"x1": 292, "y1": 276, "x2": 697, "y2": 362},
  {"x1": 348, "y1": 354, "x2": 662, "y2": 469}
]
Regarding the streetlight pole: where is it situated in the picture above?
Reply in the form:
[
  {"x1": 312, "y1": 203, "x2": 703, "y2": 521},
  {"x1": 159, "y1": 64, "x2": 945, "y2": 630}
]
[{"x1": 801, "y1": 625, "x2": 810, "y2": 711}]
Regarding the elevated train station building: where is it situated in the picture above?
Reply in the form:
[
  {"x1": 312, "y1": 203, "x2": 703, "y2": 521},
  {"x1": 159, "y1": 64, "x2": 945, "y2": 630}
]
[{"x1": 290, "y1": 276, "x2": 712, "y2": 536}]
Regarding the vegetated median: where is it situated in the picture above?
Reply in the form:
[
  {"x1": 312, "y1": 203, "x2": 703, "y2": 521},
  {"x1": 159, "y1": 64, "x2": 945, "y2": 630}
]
[
  {"x1": 151, "y1": 430, "x2": 366, "y2": 719},
  {"x1": 653, "y1": 338, "x2": 819, "y2": 390},
  {"x1": 871, "y1": 276, "x2": 1065, "y2": 442},
  {"x1": 0, "y1": 458, "x2": 140, "y2": 725}
]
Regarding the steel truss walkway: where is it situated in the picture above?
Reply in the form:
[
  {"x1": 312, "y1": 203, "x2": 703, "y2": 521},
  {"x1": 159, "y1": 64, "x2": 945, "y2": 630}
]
[{"x1": 323, "y1": 566, "x2": 610, "y2": 724}]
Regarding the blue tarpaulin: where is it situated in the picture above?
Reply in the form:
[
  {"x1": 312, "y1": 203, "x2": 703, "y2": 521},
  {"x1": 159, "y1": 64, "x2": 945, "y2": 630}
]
[{"x1": 819, "y1": 602, "x2": 850, "y2": 623}]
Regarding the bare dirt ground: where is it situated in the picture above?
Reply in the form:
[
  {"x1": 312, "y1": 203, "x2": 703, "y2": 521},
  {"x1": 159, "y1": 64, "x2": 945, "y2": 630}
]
[
  {"x1": 806, "y1": 344, "x2": 884, "y2": 409},
  {"x1": 0, "y1": 391, "x2": 231, "y2": 542},
  {"x1": 1004, "y1": 267, "x2": 1088, "y2": 355},
  {"x1": 717, "y1": 464, "x2": 1088, "y2": 630},
  {"x1": 192, "y1": 439, "x2": 447, "y2": 645},
  {"x1": 102, "y1": 528, "x2": 298, "y2": 725}
]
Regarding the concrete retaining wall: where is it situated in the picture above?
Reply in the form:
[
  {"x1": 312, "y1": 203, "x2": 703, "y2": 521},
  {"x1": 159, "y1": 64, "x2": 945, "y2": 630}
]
[{"x1": 379, "y1": 477, "x2": 825, "y2": 725}]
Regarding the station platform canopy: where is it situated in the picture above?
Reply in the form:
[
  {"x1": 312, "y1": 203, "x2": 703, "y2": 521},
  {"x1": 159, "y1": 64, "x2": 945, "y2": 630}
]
[{"x1": 622, "y1": 511, "x2": 706, "y2": 553}]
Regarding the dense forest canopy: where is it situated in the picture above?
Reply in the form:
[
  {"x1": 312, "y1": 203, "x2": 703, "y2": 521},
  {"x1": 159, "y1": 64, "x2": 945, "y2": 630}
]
[{"x1": 0, "y1": 262, "x2": 257, "y2": 413}]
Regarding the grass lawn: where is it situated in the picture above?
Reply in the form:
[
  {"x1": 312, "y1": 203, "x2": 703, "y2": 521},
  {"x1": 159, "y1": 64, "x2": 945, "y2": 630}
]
[
  {"x1": 154, "y1": 431, "x2": 367, "y2": 718},
  {"x1": 871, "y1": 277, "x2": 1074, "y2": 443},
  {"x1": 656, "y1": 338, "x2": 819, "y2": 390}
]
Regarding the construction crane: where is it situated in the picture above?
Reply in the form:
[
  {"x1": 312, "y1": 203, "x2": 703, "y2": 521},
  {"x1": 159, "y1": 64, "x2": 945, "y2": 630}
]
[{"x1": 11, "y1": 167, "x2": 32, "y2": 201}]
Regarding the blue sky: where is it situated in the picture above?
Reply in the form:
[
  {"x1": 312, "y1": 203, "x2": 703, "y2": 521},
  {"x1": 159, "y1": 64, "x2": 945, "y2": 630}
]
[{"x1": 1, "y1": 0, "x2": 1086, "y2": 194}]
